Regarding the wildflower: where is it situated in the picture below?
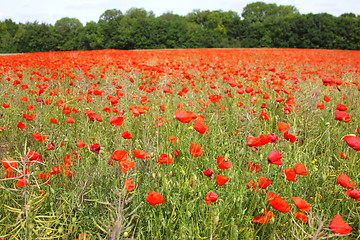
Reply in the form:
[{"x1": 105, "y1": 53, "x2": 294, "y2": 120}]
[
  {"x1": 111, "y1": 150, "x2": 128, "y2": 161},
  {"x1": 157, "y1": 154, "x2": 173, "y2": 164},
  {"x1": 258, "y1": 177, "x2": 272, "y2": 189},
  {"x1": 342, "y1": 136, "x2": 360, "y2": 151},
  {"x1": 346, "y1": 189, "x2": 360, "y2": 200},
  {"x1": 294, "y1": 212, "x2": 308, "y2": 223},
  {"x1": 329, "y1": 214, "x2": 352, "y2": 235},
  {"x1": 283, "y1": 168, "x2": 296, "y2": 181},
  {"x1": 292, "y1": 197, "x2": 311, "y2": 213},
  {"x1": 205, "y1": 192, "x2": 218, "y2": 204},
  {"x1": 124, "y1": 178, "x2": 136, "y2": 191},
  {"x1": 203, "y1": 169, "x2": 213, "y2": 177},
  {"x1": 268, "y1": 195, "x2": 291, "y2": 213},
  {"x1": 121, "y1": 130, "x2": 133, "y2": 139},
  {"x1": 146, "y1": 191, "x2": 164, "y2": 205},
  {"x1": 32, "y1": 132, "x2": 46, "y2": 142},
  {"x1": 17, "y1": 122, "x2": 26, "y2": 129},
  {"x1": 294, "y1": 163, "x2": 307, "y2": 176},
  {"x1": 118, "y1": 159, "x2": 135, "y2": 173},
  {"x1": 267, "y1": 150, "x2": 282, "y2": 165},
  {"x1": 216, "y1": 174, "x2": 229, "y2": 185},
  {"x1": 193, "y1": 118, "x2": 208, "y2": 134},
  {"x1": 248, "y1": 162, "x2": 261, "y2": 172},
  {"x1": 278, "y1": 122, "x2": 290, "y2": 132},
  {"x1": 253, "y1": 210, "x2": 274, "y2": 224},
  {"x1": 89, "y1": 143, "x2": 101, "y2": 154},
  {"x1": 189, "y1": 143, "x2": 203, "y2": 157},
  {"x1": 133, "y1": 150, "x2": 150, "y2": 159},
  {"x1": 110, "y1": 115, "x2": 124, "y2": 126},
  {"x1": 336, "y1": 173, "x2": 354, "y2": 189},
  {"x1": 174, "y1": 109, "x2": 194, "y2": 123}
]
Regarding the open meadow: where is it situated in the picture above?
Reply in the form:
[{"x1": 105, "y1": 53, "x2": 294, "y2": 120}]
[{"x1": 0, "y1": 48, "x2": 359, "y2": 239}]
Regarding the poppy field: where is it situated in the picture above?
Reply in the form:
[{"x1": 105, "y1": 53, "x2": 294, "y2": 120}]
[{"x1": 0, "y1": 48, "x2": 359, "y2": 239}]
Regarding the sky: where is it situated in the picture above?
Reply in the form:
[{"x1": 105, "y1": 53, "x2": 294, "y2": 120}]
[{"x1": 1, "y1": 0, "x2": 359, "y2": 25}]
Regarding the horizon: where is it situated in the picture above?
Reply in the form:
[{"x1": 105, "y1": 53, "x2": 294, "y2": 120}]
[{"x1": 1, "y1": 0, "x2": 359, "y2": 25}]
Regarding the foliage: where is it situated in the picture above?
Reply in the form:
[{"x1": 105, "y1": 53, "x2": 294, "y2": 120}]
[{"x1": 0, "y1": 2, "x2": 359, "y2": 52}]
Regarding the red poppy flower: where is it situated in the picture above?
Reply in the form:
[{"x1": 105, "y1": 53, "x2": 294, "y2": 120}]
[
  {"x1": 317, "y1": 102, "x2": 326, "y2": 109},
  {"x1": 336, "y1": 103, "x2": 348, "y2": 111},
  {"x1": 173, "y1": 149, "x2": 180, "y2": 156},
  {"x1": 292, "y1": 197, "x2": 311, "y2": 213},
  {"x1": 118, "y1": 159, "x2": 135, "y2": 173},
  {"x1": 342, "y1": 136, "x2": 360, "y2": 151},
  {"x1": 294, "y1": 163, "x2": 307, "y2": 176},
  {"x1": 157, "y1": 154, "x2": 173, "y2": 164},
  {"x1": 283, "y1": 168, "x2": 296, "y2": 181},
  {"x1": 111, "y1": 150, "x2": 128, "y2": 161},
  {"x1": 16, "y1": 178, "x2": 29, "y2": 187},
  {"x1": 17, "y1": 122, "x2": 26, "y2": 129},
  {"x1": 2, "y1": 103, "x2": 10, "y2": 108},
  {"x1": 76, "y1": 141, "x2": 86, "y2": 148},
  {"x1": 284, "y1": 131, "x2": 296, "y2": 143},
  {"x1": 203, "y1": 168, "x2": 213, "y2": 177},
  {"x1": 133, "y1": 150, "x2": 150, "y2": 159},
  {"x1": 22, "y1": 113, "x2": 36, "y2": 121},
  {"x1": 32, "y1": 132, "x2": 46, "y2": 142},
  {"x1": 336, "y1": 173, "x2": 354, "y2": 189},
  {"x1": 208, "y1": 94, "x2": 222, "y2": 103},
  {"x1": 193, "y1": 118, "x2": 208, "y2": 134},
  {"x1": 66, "y1": 117, "x2": 75, "y2": 123},
  {"x1": 110, "y1": 116, "x2": 124, "y2": 126},
  {"x1": 346, "y1": 189, "x2": 360, "y2": 200},
  {"x1": 46, "y1": 143, "x2": 55, "y2": 150},
  {"x1": 121, "y1": 130, "x2": 133, "y2": 139},
  {"x1": 205, "y1": 192, "x2": 218, "y2": 204},
  {"x1": 329, "y1": 214, "x2": 352, "y2": 235},
  {"x1": 174, "y1": 109, "x2": 194, "y2": 123},
  {"x1": 259, "y1": 110, "x2": 270, "y2": 120},
  {"x1": 146, "y1": 191, "x2": 164, "y2": 205},
  {"x1": 248, "y1": 162, "x2": 260, "y2": 172},
  {"x1": 50, "y1": 118, "x2": 58, "y2": 124},
  {"x1": 258, "y1": 177, "x2": 272, "y2": 189},
  {"x1": 294, "y1": 212, "x2": 308, "y2": 223},
  {"x1": 339, "y1": 151, "x2": 348, "y2": 159},
  {"x1": 26, "y1": 150, "x2": 42, "y2": 162},
  {"x1": 253, "y1": 210, "x2": 274, "y2": 224},
  {"x1": 189, "y1": 143, "x2": 204, "y2": 157},
  {"x1": 218, "y1": 161, "x2": 232, "y2": 170},
  {"x1": 267, "y1": 150, "x2": 282, "y2": 165},
  {"x1": 324, "y1": 95, "x2": 331, "y2": 102},
  {"x1": 216, "y1": 174, "x2": 229, "y2": 185},
  {"x1": 168, "y1": 136, "x2": 178, "y2": 142},
  {"x1": 278, "y1": 122, "x2": 290, "y2": 132},
  {"x1": 89, "y1": 143, "x2": 101, "y2": 154},
  {"x1": 334, "y1": 111, "x2": 351, "y2": 123},
  {"x1": 2, "y1": 159, "x2": 17, "y2": 169},
  {"x1": 268, "y1": 196, "x2": 291, "y2": 213},
  {"x1": 124, "y1": 178, "x2": 136, "y2": 191},
  {"x1": 247, "y1": 134, "x2": 278, "y2": 147},
  {"x1": 159, "y1": 104, "x2": 165, "y2": 111}
]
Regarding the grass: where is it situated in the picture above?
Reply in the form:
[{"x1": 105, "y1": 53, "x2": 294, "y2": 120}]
[{"x1": 0, "y1": 48, "x2": 359, "y2": 239}]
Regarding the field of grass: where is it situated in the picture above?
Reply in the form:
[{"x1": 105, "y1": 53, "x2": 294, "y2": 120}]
[{"x1": 0, "y1": 48, "x2": 359, "y2": 239}]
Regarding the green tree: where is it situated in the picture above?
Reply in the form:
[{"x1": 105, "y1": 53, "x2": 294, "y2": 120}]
[
  {"x1": 13, "y1": 22, "x2": 57, "y2": 52},
  {"x1": 78, "y1": 21, "x2": 104, "y2": 50},
  {"x1": 0, "y1": 19, "x2": 19, "y2": 52},
  {"x1": 241, "y1": 1, "x2": 298, "y2": 23},
  {"x1": 54, "y1": 17, "x2": 83, "y2": 50},
  {"x1": 98, "y1": 9, "x2": 123, "y2": 48}
]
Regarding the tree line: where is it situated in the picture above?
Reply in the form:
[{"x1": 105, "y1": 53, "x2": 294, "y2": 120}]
[{"x1": 1, "y1": 2, "x2": 359, "y2": 53}]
